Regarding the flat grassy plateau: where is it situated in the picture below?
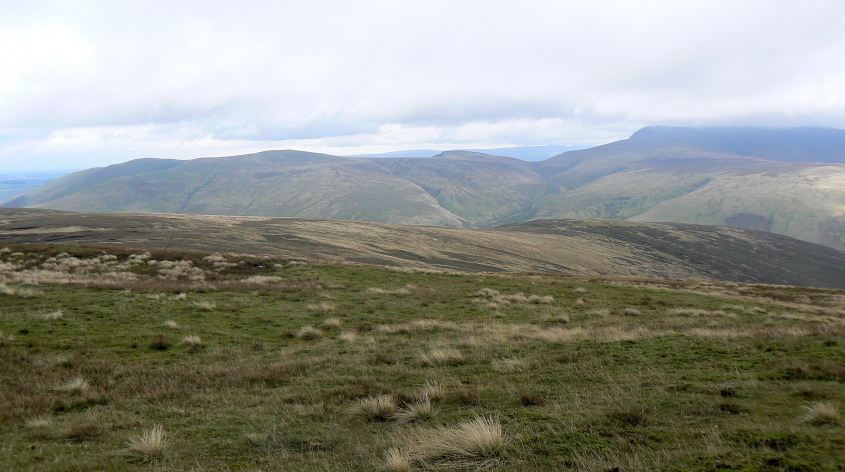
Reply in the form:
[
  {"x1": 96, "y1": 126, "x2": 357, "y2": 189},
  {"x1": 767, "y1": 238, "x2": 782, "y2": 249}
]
[{"x1": 0, "y1": 244, "x2": 843, "y2": 471}]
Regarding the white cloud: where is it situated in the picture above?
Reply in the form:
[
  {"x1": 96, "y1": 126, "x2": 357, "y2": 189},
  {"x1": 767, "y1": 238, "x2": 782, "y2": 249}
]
[{"x1": 1, "y1": 0, "x2": 845, "y2": 170}]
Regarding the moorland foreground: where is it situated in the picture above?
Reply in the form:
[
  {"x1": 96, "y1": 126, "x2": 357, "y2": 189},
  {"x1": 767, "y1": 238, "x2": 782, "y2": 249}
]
[{"x1": 0, "y1": 239, "x2": 843, "y2": 471}]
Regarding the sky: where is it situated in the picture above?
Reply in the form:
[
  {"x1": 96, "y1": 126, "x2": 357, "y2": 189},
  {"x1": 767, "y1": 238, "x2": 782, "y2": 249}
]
[{"x1": 1, "y1": 0, "x2": 845, "y2": 171}]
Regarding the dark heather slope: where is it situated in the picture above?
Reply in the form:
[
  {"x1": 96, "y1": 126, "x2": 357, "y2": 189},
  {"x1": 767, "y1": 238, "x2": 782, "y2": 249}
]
[
  {"x1": 2, "y1": 209, "x2": 845, "y2": 288},
  {"x1": 495, "y1": 219, "x2": 845, "y2": 288}
]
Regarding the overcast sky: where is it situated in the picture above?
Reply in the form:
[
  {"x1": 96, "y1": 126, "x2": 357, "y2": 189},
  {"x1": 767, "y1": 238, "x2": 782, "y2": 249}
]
[{"x1": 2, "y1": 0, "x2": 845, "y2": 171}]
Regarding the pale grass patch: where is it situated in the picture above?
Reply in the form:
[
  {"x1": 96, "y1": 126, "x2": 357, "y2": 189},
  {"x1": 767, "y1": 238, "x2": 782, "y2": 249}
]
[
  {"x1": 491, "y1": 357, "x2": 530, "y2": 373},
  {"x1": 163, "y1": 320, "x2": 179, "y2": 329},
  {"x1": 420, "y1": 348, "x2": 464, "y2": 366},
  {"x1": 42, "y1": 310, "x2": 64, "y2": 320},
  {"x1": 394, "y1": 396, "x2": 436, "y2": 423},
  {"x1": 126, "y1": 425, "x2": 168, "y2": 461},
  {"x1": 351, "y1": 394, "x2": 398, "y2": 421},
  {"x1": 244, "y1": 275, "x2": 284, "y2": 284},
  {"x1": 307, "y1": 301, "x2": 335, "y2": 314},
  {"x1": 24, "y1": 414, "x2": 52, "y2": 428},
  {"x1": 397, "y1": 416, "x2": 507, "y2": 468},
  {"x1": 799, "y1": 401, "x2": 839, "y2": 425},
  {"x1": 193, "y1": 300, "x2": 217, "y2": 311},
  {"x1": 622, "y1": 307, "x2": 642, "y2": 316},
  {"x1": 383, "y1": 447, "x2": 412, "y2": 471},
  {"x1": 182, "y1": 335, "x2": 204, "y2": 350},
  {"x1": 173, "y1": 292, "x2": 187, "y2": 301},
  {"x1": 338, "y1": 331, "x2": 359, "y2": 342},
  {"x1": 322, "y1": 317, "x2": 342, "y2": 328},
  {"x1": 296, "y1": 325, "x2": 324, "y2": 340},
  {"x1": 574, "y1": 298, "x2": 585, "y2": 307},
  {"x1": 55, "y1": 376, "x2": 89, "y2": 394},
  {"x1": 573, "y1": 287, "x2": 587, "y2": 293},
  {"x1": 420, "y1": 379, "x2": 447, "y2": 401},
  {"x1": 528, "y1": 294, "x2": 554, "y2": 304}
]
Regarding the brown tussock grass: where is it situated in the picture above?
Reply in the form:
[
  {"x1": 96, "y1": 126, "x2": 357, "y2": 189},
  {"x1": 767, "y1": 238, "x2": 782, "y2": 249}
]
[
  {"x1": 392, "y1": 416, "x2": 507, "y2": 469},
  {"x1": 420, "y1": 348, "x2": 464, "y2": 366},
  {"x1": 351, "y1": 394, "x2": 398, "y2": 421},
  {"x1": 799, "y1": 401, "x2": 839, "y2": 425},
  {"x1": 322, "y1": 317, "x2": 342, "y2": 329},
  {"x1": 296, "y1": 325, "x2": 324, "y2": 340},
  {"x1": 394, "y1": 396, "x2": 436, "y2": 423},
  {"x1": 126, "y1": 425, "x2": 168, "y2": 462}
]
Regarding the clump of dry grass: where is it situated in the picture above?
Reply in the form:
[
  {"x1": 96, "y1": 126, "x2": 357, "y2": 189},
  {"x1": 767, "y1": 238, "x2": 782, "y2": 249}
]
[
  {"x1": 126, "y1": 425, "x2": 168, "y2": 462},
  {"x1": 573, "y1": 287, "x2": 587, "y2": 293},
  {"x1": 574, "y1": 298, "x2": 586, "y2": 307},
  {"x1": 384, "y1": 447, "x2": 412, "y2": 471},
  {"x1": 799, "y1": 401, "x2": 839, "y2": 425},
  {"x1": 42, "y1": 309, "x2": 64, "y2": 320},
  {"x1": 394, "y1": 396, "x2": 436, "y2": 423},
  {"x1": 420, "y1": 379, "x2": 447, "y2": 401},
  {"x1": 296, "y1": 325, "x2": 324, "y2": 340},
  {"x1": 164, "y1": 320, "x2": 179, "y2": 329},
  {"x1": 173, "y1": 292, "x2": 187, "y2": 301},
  {"x1": 55, "y1": 376, "x2": 89, "y2": 394},
  {"x1": 420, "y1": 348, "x2": 464, "y2": 366},
  {"x1": 322, "y1": 317, "x2": 342, "y2": 329},
  {"x1": 622, "y1": 307, "x2": 642, "y2": 316},
  {"x1": 338, "y1": 330, "x2": 359, "y2": 342},
  {"x1": 25, "y1": 414, "x2": 53, "y2": 429},
  {"x1": 491, "y1": 357, "x2": 530, "y2": 373},
  {"x1": 351, "y1": 394, "x2": 398, "y2": 421},
  {"x1": 193, "y1": 300, "x2": 216, "y2": 311},
  {"x1": 182, "y1": 335, "x2": 204, "y2": 351},
  {"x1": 307, "y1": 302, "x2": 335, "y2": 314},
  {"x1": 527, "y1": 294, "x2": 554, "y2": 304},
  {"x1": 393, "y1": 416, "x2": 507, "y2": 469}
]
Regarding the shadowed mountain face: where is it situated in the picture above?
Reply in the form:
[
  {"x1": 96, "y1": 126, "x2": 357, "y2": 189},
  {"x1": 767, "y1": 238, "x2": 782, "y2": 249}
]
[
  {"x1": 4, "y1": 127, "x2": 845, "y2": 251},
  {"x1": 2, "y1": 208, "x2": 845, "y2": 288}
]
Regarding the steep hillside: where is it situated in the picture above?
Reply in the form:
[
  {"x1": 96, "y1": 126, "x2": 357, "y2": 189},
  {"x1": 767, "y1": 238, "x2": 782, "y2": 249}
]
[{"x1": 2, "y1": 209, "x2": 845, "y2": 288}]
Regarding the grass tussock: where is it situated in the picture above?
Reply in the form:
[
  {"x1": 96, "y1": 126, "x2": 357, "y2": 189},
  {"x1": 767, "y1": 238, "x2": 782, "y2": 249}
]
[
  {"x1": 193, "y1": 300, "x2": 217, "y2": 311},
  {"x1": 383, "y1": 447, "x2": 412, "y2": 471},
  {"x1": 394, "y1": 396, "x2": 436, "y2": 423},
  {"x1": 307, "y1": 302, "x2": 335, "y2": 314},
  {"x1": 182, "y1": 335, "x2": 204, "y2": 351},
  {"x1": 420, "y1": 348, "x2": 464, "y2": 366},
  {"x1": 126, "y1": 425, "x2": 168, "y2": 462},
  {"x1": 338, "y1": 330, "x2": 359, "y2": 342},
  {"x1": 799, "y1": 401, "x2": 839, "y2": 425},
  {"x1": 322, "y1": 317, "x2": 342, "y2": 329},
  {"x1": 24, "y1": 414, "x2": 53, "y2": 429},
  {"x1": 392, "y1": 416, "x2": 507, "y2": 469},
  {"x1": 296, "y1": 325, "x2": 324, "y2": 340},
  {"x1": 55, "y1": 376, "x2": 89, "y2": 394},
  {"x1": 163, "y1": 320, "x2": 179, "y2": 329},
  {"x1": 41, "y1": 309, "x2": 64, "y2": 320},
  {"x1": 351, "y1": 394, "x2": 398, "y2": 422},
  {"x1": 420, "y1": 379, "x2": 447, "y2": 401}
]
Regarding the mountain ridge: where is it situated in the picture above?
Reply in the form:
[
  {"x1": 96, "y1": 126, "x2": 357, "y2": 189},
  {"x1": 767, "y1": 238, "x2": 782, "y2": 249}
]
[{"x1": 5, "y1": 126, "x2": 845, "y2": 251}]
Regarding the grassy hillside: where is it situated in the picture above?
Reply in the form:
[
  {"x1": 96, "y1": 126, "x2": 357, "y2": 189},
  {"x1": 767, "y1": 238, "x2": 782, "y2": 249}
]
[
  {"x1": 2, "y1": 209, "x2": 845, "y2": 288},
  {"x1": 0, "y1": 243, "x2": 842, "y2": 471},
  {"x1": 5, "y1": 127, "x2": 845, "y2": 251}
]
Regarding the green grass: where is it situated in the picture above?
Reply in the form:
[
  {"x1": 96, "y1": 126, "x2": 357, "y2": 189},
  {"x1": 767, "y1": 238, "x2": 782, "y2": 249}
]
[{"x1": 0, "y1": 244, "x2": 843, "y2": 470}]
